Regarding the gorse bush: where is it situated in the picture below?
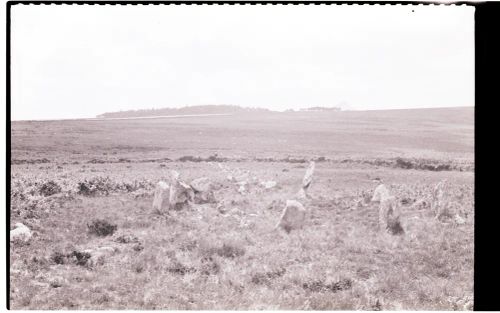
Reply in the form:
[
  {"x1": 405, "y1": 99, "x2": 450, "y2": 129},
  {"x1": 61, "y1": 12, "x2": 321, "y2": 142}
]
[
  {"x1": 39, "y1": 181, "x2": 62, "y2": 197},
  {"x1": 78, "y1": 177, "x2": 114, "y2": 196},
  {"x1": 87, "y1": 219, "x2": 117, "y2": 237}
]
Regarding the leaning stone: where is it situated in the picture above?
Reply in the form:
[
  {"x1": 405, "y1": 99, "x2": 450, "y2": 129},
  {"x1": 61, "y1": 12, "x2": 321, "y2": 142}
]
[
  {"x1": 10, "y1": 223, "x2": 32, "y2": 242},
  {"x1": 169, "y1": 171, "x2": 194, "y2": 210},
  {"x1": 296, "y1": 161, "x2": 315, "y2": 198},
  {"x1": 276, "y1": 200, "x2": 308, "y2": 233}
]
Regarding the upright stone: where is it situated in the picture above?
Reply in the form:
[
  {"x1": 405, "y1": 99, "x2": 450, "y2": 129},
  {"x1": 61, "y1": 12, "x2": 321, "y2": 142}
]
[
  {"x1": 152, "y1": 181, "x2": 169, "y2": 212},
  {"x1": 276, "y1": 200, "x2": 308, "y2": 233}
]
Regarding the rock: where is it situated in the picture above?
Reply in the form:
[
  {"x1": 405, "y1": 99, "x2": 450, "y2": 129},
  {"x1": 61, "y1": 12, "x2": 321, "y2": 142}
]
[
  {"x1": 49, "y1": 276, "x2": 66, "y2": 288},
  {"x1": 261, "y1": 181, "x2": 277, "y2": 189},
  {"x1": 431, "y1": 179, "x2": 448, "y2": 217},
  {"x1": 296, "y1": 188, "x2": 307, "y2": 200},
  {"x1": 152, "y1": 181, "x2": 169, "y2": 212},
  {"x1": 296, "y1": 161, "x2": 315, "y2": 199},
  {"x1": 97, "y1": 246, "x2": 118, "y2": 254},
  {"x1": 302, "y1": 161, "x2": 315, "y2": 190},
  {"x1": 238, "y1": 185, "x2": 246, "y2": 194},
  {"x1": 455, "y1": 214, "x2": 466, "y2": 225},
  {"x1": 216, "y1": 203, "x2": 227, "y2": 214},
  {"x1": 10, "y1": 223, "x2": 32, "y2": 242},
  {"x1": 169, "y1": 171, "x2": 194, "y2": 210},
  {"x1": 190, "y1": 177, "x2": 216, "y2": 203},
  {"x1": 115, "y1": 234, "x2": 139, "y2": 244},
  {"x1": 371, "y1": 184, "x2": 391, "y2": 203},
  {"x1": 379, "y1": 196, "x2": 404, "y2": 235},
  {"x1": 86, "y1": 247, "x2": 117, "y2": 267},
  {"x1": 410, "y1": 199, "x2": 428, "y2": 210},
  {"x1": 276, "y1": 200, "x2": 308, "y2": 233}
]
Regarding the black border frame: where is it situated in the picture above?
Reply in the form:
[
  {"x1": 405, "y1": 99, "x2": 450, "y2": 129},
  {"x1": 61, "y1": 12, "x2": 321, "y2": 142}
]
[{"x1": 6, "y1": 1, "x2": 498, "y2": 310}]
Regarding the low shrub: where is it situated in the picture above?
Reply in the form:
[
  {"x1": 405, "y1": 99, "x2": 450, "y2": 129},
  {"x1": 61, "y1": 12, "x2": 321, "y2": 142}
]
[
  {"x1": 87, "y1": 219, "x2": 117, "y2": 237},
  {"x1": 39, "y1": 181, "x2": 62, "y2": 197}
]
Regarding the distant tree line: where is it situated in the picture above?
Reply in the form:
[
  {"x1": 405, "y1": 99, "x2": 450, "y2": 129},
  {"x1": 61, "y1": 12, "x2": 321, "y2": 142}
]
[
  {"x1": 96, "y1": 105, "x2": 271, "y2": 118},
  {"x1": 299, "y1": 106, "x2": 341, "y2": 112}
]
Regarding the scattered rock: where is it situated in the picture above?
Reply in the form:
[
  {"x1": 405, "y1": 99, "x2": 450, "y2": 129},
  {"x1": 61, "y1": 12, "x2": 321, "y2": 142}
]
[
  {"x1": 455, "y1": 214, "x2": 466, "y2": 225},
  {"x1": 216, "y1": 202, "x2": 227, "y2": 214},
  {"x1": 410, "y1": 199, "x2": 429, "y2": 210},
  {"x1": 133, "y1": 243, "x2": 144, "y2": 252},
  {"x1": 237, "y1": 185, "x2": 246, "y2": 194},
  {"x1": 10, "y1": 223, "x2": 32, "y2": 242},
  {"x1": 115, "y1": 234, "x2": 139, "y2": 244},
  {"x1": 49, "y1": 276, "x2": 66, "y2": 288},
  {"x1": 261, "y1": 181, "x2": 277, "y2": 189},
  {"x1": 190, "y1": 177, "x2": 216, "y2": 204},
  {"x1": 276, "y1": 200, "x2": 308, "y2": 233},
  {"x1": 86, "y1": 246, "x2": 118, "y2": 267}
]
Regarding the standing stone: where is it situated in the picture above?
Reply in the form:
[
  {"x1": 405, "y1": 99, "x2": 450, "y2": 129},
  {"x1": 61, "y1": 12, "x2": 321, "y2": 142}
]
[
  {"x1": 378, "y1": 196, "x2": 403, "y2": 234},
  {"x1": 431, "y1": 179, "x2": 447, "y2": 218},
  {"x1": 152, "y1": 181, "x2": 169, "y2": 212},
  {"x1": 276, "y1": 200, "x2": 308, "y2": 233},
  {"x1": 371, "y1": 184, "x2": 403, "y2": 234},
  {"x1": 371, "y1": 184, "x2": 391, "y2": 203},
  {"x1": 296, "y1": 161, "x2": 315, "y2": 199}
]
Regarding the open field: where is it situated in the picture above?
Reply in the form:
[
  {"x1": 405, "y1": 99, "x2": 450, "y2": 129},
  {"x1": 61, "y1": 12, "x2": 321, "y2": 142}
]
[{"x1": 10, "y1": 107, "x2": 474, "y2": 310}]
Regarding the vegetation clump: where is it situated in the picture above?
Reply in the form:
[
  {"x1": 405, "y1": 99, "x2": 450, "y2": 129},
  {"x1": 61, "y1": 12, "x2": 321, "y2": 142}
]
[
  {"x1": 78, "y1": 177, "x2": 114, "y2": 196},
  {"x1": 302, "y1": 278, "x2": 353, "y2": 293},
  {"x1": 39, "y1": 181, "x2": 62, "y2": 197},
  {"x1": 251, "y1": 268, "x2": 286, "y2": 285},
  {"x1": 87, "y1": 219, "x2": 117, "y2": 237}
]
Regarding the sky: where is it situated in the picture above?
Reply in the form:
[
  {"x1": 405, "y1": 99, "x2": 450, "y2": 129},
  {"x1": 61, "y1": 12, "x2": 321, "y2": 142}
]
[{"x1": 10, "y1": 4, "x2": 474, "y2": 120}]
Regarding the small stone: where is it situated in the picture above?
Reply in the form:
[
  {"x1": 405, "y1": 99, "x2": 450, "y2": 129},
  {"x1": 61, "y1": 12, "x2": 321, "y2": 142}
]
[
  {"x1": 261, "y1": 181, "x2": 277, "y2": 189},
  {"x1": 10, "y1": 223, "x2": 32, "y2": 242}
]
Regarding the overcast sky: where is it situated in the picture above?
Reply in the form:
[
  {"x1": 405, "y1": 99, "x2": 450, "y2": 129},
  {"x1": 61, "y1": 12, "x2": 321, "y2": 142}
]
[{"x1": 11, "y1": 4, "x2": 474, "y2": 120}]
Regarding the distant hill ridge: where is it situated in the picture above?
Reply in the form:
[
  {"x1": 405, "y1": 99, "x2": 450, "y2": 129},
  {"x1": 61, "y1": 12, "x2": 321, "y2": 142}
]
[{"x1": 96, "y1": 105, "x2": 270, "y2": 118}]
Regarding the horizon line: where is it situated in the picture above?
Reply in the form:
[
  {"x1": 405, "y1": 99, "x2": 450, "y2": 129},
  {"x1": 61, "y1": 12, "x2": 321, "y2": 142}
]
[{"x1": 10, "y1": 105, "x2": 474, "y2": 122}]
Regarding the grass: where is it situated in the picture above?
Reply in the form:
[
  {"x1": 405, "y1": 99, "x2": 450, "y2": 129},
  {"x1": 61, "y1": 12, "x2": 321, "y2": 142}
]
[{"x1": 9, "y1": 108, "x2": 474, "y2": 309}]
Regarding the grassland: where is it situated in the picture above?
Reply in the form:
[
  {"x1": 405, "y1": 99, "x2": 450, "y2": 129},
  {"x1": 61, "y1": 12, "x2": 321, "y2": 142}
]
[{"x1": 9, "y1": 107, "x2": 474, "y2": 310}]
